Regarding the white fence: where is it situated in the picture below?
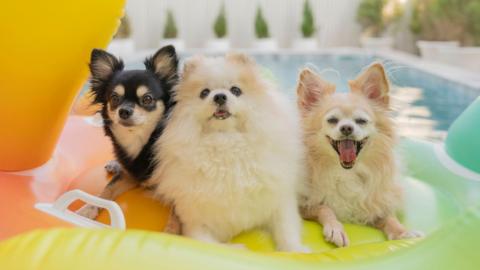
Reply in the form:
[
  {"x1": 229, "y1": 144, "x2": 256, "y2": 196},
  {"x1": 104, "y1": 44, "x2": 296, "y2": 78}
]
[
  {"x1": 126, "y1": 0, "x2": 362, "y2": 48},
  {"x1": 125, "y1": 0, "x2": 416, "y2": 52}
]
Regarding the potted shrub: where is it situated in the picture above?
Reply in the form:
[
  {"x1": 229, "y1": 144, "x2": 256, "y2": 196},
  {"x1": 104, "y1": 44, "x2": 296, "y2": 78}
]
[
  {"x1": 160, "y1": 10, "x2": 185, "y2": 51},
  {"x1": 467, "y1": 0, "x2": 480, "y2": 46},
  {"x1": 107, "y1": 15, "x2": 135, "y2": 56},
  {"x1": 356, "y1": 0, "x2": 403, "y2": 50},
  {"x1": 292, "y1": 0, "x2": 318, "y2": 50},
  {"x1": 206, "y1": 4, "x2": 230, "y2": 51},
  {"x1": 252, "y1": 6, "x2": 277, "y2": 51}
]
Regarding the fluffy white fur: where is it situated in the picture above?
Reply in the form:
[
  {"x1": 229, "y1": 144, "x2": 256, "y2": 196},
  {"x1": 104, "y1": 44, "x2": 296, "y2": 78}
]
[
  {"x1": 297, "y1": 63, "x2": 422, "y2": 247},
  {"x1": 150, "y1": 53, "x2": 308, "y2": 252}
]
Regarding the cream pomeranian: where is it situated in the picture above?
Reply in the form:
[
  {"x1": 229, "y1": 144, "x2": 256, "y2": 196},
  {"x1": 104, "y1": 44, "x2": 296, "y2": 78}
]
[
  {"x1": 297, "y1": 63, "x2": 422, "y2": 247},
  {"x1": 149, "y1": 53, "x2": 309, "y2": 252}
]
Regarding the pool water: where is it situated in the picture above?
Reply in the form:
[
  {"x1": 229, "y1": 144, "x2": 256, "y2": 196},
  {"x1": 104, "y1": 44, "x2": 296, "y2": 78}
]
[{"x1": 121, "y1": 53, "x2": 479, "y2": 141}]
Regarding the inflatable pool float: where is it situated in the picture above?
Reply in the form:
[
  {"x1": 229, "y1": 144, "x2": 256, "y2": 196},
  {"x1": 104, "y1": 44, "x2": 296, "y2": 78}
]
[
  {"x1": 1, "y1": 1, "x2": 480, "y2": 268},
  {"x1": 1, "y1": 96, "x2": 479, "y2": 269}
]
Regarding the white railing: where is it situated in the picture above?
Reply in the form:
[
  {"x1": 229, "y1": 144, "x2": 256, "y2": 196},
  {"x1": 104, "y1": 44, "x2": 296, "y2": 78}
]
[{"x1": 126, "y1": 0, "x2": 363, "y2": 49}]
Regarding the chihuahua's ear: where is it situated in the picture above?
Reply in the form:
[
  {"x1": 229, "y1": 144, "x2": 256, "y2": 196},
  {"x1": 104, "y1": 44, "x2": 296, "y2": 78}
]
[
  {"x1": 297, "y1": 68, "x2": 335, "y2": 112},
  {"x1": 349, "y1": 63, "x2": 390, "y2": 107},
  {"x1": 89, "y1": 49, "x2": 124, "y2": 103},
  {"x1": 145, "y1": 45, "x2": 179, "y2": 86}
]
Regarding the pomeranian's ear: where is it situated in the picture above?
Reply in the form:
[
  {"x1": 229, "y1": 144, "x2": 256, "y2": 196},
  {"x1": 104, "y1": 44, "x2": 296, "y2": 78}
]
[
  {"x1": 144, "y1": 45, "x2": 178, "y2": 86},
  {"x1": 182, "y1": 55, "x2": 204, "y2": 78},
  {"x1": 349, "y1": 62, "x2": 389, "y2": 107},
  {"x1": 89, "y1": 49, "x2": 124, "y2": 103},
  {"x1": 226, "y1": 52, "x2": 255, "y2": 66},
  {"x1": 297, "y1": 68, "x2": 335, "y2": 112}
]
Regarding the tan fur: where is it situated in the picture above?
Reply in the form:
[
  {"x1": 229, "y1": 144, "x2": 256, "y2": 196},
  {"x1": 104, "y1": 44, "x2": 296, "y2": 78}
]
[
  {"x1": 136, "y1": 85, "x2": 148, "y2": 97},
  {"x1": 91, "y1": 57, "x2": 118, "y2": 81},
  {"x1": 152, "y1": 53, "x2": 176, "y2": 84},
  {"x1": 113, "y1": 85, "x2": 125, "y2": 96},
  {"x1": 298, "y1": 63, "x2": 421, "y2": 246},
  {"x1": 301, "y1": 91, "x2": 400, "y2": 224}
]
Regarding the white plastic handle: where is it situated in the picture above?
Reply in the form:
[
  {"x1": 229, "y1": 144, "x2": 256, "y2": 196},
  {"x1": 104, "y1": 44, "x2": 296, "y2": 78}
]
[{"x1": 35, "y1": 189, "x2": 126, "y2": 229}]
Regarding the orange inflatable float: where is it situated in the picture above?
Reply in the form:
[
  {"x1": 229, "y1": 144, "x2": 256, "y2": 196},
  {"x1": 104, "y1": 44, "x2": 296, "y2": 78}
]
[{"x1": 0, "y1": 0, "x2": 172, "y2": 239}]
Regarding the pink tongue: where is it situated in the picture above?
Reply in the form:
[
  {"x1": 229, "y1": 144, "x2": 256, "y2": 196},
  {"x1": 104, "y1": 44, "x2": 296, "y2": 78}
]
[{"x1": 338, "y1": 140, "x2": 356, "y2": 163}]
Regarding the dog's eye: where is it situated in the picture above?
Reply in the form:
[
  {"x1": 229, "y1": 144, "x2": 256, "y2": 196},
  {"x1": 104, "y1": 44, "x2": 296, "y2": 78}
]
[
  {"x1": 142, "y1": 94, "x2": 154, "y2": 105},
  {"x1": 327, "y1": 117, "x2": 338, "y2": 124},
  {"x1": 230, "y1": 86, "x2": 242, "y2": 96},
  {"x1": 110, "y1": 93, "x2": 121, "y2": 106},
  {"x1": 355, "y1": 118, "x2": 368, "y2": 125},
  {"x1": 200, "y1": 88, "x2": 210, "y2": 99}
]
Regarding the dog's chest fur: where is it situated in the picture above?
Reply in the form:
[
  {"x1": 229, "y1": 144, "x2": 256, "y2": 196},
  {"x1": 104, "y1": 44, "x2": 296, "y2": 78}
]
[
  {"x1": 306, "y1": 161, "x2": 401, "y2": 225},
  {"x1": 158, "y1": 132, "x2": 283, "y2": 241},
  {"x1": 104, "y1": 119, "x2": 164, "y2": 182}
]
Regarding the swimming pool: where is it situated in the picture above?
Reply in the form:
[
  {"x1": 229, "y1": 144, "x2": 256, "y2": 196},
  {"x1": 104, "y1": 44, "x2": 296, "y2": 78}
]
[{"x1": 120, "y1": 51, "x2": 480, "y2": 141}]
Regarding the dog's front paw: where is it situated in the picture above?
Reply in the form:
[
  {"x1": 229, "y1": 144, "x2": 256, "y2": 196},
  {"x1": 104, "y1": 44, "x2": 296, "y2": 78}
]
[
  {"x1": 76, "y1": 204, "x2": 100, "y2": 220},
  {"x1": 105, "y1": 160, "x2": 122, "y2": 175},
  {"x1": 323, "y1": 221, "x2": 349, "y2": 247},
  {"x1": 388, "y1": 230, "x2": 424, "y2": 240}
]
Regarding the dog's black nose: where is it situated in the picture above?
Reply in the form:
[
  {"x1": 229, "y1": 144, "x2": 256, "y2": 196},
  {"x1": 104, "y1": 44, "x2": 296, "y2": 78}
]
[
  {"x1": 119, "y1": 108, "x2": 133, "y2": 120},
  {"x1": 213, "y1": 93, "x2": 227, "y2": 105},
  {"x1": 340, "y1": 125, "x2": 353, "y2": 136}
]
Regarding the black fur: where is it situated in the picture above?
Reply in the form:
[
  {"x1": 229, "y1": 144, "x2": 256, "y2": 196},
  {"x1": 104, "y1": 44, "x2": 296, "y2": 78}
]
[{"x1": 88, "y1": 45, "x2": 178, "y2": 183}]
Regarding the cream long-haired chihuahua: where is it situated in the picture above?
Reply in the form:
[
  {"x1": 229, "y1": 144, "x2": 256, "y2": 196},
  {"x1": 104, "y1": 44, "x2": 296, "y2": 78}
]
[
  {"x1": 150, "y1": 53, "x2": 309, "y2": 252},
  {"x1": 297, "y1": 63, "x2": 422, "y2": 247}
]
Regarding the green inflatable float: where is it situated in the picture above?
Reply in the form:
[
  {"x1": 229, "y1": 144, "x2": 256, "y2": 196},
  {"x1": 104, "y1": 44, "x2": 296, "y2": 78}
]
[{"x1": 0, "y1": 96, "x2": 479, "y2": 269}]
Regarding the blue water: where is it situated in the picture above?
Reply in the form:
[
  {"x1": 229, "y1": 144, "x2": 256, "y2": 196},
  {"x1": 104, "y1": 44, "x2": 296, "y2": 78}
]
[{"x1": 118, "y1": 53, "x2": 479, "y2": 141}]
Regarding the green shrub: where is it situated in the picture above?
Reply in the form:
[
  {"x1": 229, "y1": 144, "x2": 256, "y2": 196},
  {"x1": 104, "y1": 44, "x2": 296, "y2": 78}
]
[
  {"x1": 410, "y1": 0, "x2": 471, "y2": 44},
  {"x1": 114, "y1": 15, "x2": 131, "y2": 39},
  {"x1": 255, "y1": 6, "x2": 270, "y2": 39},
  {"x1": 466, "y1": 1, "x2": 480, "y2": 45},
  {"x1": 356, "y1": 0, "x2": 387, "y2": 37},
  {"x1": 214, "y1": 4, "x2": 227, "y2": 38},
  {"x1": 163, "y1": 10, "x2": 178, "y2": 39},
  {"x1": 301, "y1": 0, "x2": 316, "y2": 38}
]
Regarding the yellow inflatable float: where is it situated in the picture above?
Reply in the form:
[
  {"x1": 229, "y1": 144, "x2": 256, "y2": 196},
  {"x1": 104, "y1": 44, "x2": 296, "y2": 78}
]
[{"x1": 1, "y1": 1, "x2": 480, "y2": 269}]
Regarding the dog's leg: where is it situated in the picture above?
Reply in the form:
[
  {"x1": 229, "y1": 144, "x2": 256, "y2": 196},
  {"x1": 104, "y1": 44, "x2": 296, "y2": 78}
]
[
  {"x1": 270, "y1": 196, "x2": 310, "y2": 252},
  {"x1": 76, "y1": 170, "x2": 138, "y2": 219},
  {"x1": 301, "y1": 204, "x2": 349, "y2": 247},
  {"x1": 182, "y1": 222, "x2": 246, "y2": 249},
  {"x1": 374, "y1": 216, "x2": 424, "y2": 240},
  {"x1": 182, "y1": 223, "x2": 220, "y2": 244},
  {"x1": 163, "y1": 207, "x2": 182, "y2": 234}
]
